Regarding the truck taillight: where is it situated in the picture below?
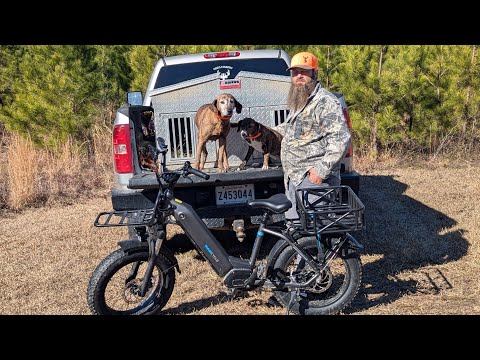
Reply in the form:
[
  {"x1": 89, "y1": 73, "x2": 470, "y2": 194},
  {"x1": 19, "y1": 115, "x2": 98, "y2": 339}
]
[
  {"x1": 113, "y1": 124, "x2": 133, "y2": 173},
  {"x1": 204, "y1": 51, "x2": 240, "y2": 59},
  {"x1": 343, "y1": 108, "x2": 353, "y2": 158}
]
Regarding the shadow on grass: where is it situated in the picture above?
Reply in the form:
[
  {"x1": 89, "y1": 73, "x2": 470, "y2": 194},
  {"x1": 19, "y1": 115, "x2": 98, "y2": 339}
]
[
  {"x1": 162, "y1": 289, "x2": 277, "y2": 315},
  {"x1": 161, "y1": 291, "x2": 242, "y2": 315},
  {"x1": 344, "y1": 175, "x2": 467, "y2": 313}
]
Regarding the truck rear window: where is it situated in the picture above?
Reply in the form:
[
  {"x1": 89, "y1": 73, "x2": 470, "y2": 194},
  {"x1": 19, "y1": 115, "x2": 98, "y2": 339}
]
[{"x1": 154, "y1": 58, "x2": 289, "y2": 89}]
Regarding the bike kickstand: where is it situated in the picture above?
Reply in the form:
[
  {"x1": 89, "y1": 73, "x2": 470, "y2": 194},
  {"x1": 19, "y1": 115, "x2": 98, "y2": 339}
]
[{"x1": 286, "y1": 289, "x2": 299, "y2": 315}]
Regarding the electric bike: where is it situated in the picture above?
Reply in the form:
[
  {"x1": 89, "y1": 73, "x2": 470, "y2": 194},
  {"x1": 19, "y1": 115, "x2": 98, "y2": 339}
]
[{"x1": 87, "y1": 137, "x2": 365, "y2": 315}]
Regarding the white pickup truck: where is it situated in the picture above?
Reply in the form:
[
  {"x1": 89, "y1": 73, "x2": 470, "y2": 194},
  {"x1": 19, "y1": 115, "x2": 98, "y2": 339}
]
[{"x1": 110, "y1": 49, "x2": 360, "y2": 237}]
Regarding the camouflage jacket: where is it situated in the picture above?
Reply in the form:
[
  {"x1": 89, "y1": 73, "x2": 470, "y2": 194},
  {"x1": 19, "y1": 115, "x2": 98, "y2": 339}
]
[{"x1": 274, "y1": 82, "x2": 351, "y2": 189}]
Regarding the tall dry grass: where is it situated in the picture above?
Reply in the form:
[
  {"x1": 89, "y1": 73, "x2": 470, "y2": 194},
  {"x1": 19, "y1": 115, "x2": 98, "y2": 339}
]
[
  {"x1": 44, "y1": 137, "x2": 83, "y2": 196},
  {"x1": 6, "y1": 133, "x2": 38, "y2": 210},
  {"x1": 1, "y1": 122, "x2": 113, "y2": 211},
  {"x1": 1, "y1": 121, "x2": 478, "y2": 212},
  {"x1": 90, "y1": 122, "x2": 114, "y2": 187},
  {"x1": 352, "y1": 134, "x2": 480, "y2": 175}
]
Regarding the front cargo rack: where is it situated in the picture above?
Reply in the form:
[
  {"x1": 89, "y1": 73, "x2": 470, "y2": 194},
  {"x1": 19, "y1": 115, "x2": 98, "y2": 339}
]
[
  {"x1": 295, "y1": 185, "x2": 365, "y2": 235},
  {"x1": 94, "y1": 209, "x2": 155, "y2": 227}
]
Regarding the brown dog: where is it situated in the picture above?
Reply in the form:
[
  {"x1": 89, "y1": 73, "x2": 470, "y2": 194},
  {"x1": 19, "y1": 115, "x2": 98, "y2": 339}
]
[
  {"x1": 237, "y1": 117, "x2": 283, "y2": 170},
  {"x1": 193, "y1": 93, "x2": 242, "y2": 172}
]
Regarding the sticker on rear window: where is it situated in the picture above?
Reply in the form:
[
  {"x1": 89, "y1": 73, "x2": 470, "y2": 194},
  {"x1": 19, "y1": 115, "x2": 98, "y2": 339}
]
[{"x1": 220, "y1": 79, "x2": 241, "y2": 90}]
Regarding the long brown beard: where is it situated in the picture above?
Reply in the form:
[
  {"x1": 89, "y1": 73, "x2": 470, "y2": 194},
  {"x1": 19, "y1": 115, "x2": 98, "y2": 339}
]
[{"x1": 287, "y1": 80, "x2": 316, "y2": 112}]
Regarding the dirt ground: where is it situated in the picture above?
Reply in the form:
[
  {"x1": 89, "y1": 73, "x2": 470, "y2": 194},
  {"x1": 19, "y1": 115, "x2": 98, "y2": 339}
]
[{"x1": 1, "y1": 162, "x2": 479, "y2": 315}]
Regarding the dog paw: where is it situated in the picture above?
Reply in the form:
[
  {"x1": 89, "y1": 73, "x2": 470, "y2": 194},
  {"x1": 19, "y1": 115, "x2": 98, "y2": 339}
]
[{"x1": 262, "y1": 164, "x2": 270, "y2": 170}]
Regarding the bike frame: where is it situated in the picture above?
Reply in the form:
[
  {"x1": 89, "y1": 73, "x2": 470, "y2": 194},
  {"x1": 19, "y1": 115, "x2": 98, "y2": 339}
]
[{"x1": 171, "y1": 198, "x2": 322, "y2": 279}]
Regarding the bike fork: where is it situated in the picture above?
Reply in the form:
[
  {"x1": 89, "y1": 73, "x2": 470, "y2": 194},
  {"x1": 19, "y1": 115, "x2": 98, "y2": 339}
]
[{"x1": 139, "y1": 227, "x2": 166, "y2": 297}]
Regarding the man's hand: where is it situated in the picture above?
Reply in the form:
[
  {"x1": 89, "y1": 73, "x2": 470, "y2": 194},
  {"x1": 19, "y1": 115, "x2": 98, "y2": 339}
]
[{"x1": 308, "y1": 167, "x2": 324, "y2": 185}]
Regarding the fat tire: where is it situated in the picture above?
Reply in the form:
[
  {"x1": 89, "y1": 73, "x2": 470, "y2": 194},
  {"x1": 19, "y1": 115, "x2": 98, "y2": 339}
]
[
  {"x1": 87, "y1": 249, "x2": 175, "y2": 315},
  {"x1": 273, "y1": 237, "x2": 361, "y2": 315}
]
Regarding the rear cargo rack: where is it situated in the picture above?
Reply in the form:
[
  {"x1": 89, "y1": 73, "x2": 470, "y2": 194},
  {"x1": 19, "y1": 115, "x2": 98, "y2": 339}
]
[
  {"x1": 94, "y1": 209, "x2": 155, "y2": 227},
  {"x1": 295, "y1": 185, "x2": 365, "y2": 235}
]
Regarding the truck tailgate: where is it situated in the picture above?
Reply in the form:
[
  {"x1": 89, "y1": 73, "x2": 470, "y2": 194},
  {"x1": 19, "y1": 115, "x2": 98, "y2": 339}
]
[{"x1": 129, "y1": 167, "x2": 284, "y2": 189}]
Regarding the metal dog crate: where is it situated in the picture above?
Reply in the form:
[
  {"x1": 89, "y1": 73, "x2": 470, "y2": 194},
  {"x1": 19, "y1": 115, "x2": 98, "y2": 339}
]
[{"x1": 150, "y1": 71, "x2": 291, "y2": 169}]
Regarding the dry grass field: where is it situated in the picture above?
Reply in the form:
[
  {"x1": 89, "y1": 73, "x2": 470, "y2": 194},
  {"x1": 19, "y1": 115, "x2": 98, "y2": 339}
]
[{"x1": 1, "y1": 161, "x2": 479, "y2": 316}]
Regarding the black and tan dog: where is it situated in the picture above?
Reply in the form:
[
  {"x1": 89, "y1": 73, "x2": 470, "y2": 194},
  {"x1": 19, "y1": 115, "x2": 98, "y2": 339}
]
[
  {"x1": 237, "y1": 117, "x2": 283, "y2": 170},
  {"x1": 135, "y1": 110, "x2": 157, "y2": 172},
  {"x1": 193, "y1": 93, "x2": 242, "y2": 172}
]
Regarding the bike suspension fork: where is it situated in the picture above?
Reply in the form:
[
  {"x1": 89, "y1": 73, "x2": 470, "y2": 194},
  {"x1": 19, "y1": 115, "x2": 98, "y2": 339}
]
[
  {"x1": 139, "y1": 225, "x2": 166, "y2": 296},
  {"x1": 125, "y1": 227, "x2": 149, "y2": 284}
]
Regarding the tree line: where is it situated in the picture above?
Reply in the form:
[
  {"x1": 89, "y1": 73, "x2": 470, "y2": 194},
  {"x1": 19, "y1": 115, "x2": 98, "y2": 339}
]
[{"x1": 1, "y1": 45, "x2": 479, "y2": 157}]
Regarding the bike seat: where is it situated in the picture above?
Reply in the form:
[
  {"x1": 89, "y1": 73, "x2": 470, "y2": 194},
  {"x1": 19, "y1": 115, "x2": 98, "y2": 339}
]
[{"x1": 248, "y1": 193, "x2": 292, "y2": 214}]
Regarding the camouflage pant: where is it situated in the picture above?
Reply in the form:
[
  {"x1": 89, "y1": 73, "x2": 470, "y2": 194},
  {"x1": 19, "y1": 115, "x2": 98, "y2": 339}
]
[{"x1": 284, "y1": 173, "x2": 340, "y2": 220}]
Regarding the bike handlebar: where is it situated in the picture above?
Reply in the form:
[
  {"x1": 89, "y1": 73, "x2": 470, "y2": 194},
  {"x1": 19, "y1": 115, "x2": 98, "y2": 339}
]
[
  {"x1": 185, "y1": 162, "x2": 210, "y2": 180},
  {"x1": 159, "y1": 161, "x2": 210, "y2": 185},
  {"x1": 153, "y1": 137, "x2": 210, "y2": 183}
]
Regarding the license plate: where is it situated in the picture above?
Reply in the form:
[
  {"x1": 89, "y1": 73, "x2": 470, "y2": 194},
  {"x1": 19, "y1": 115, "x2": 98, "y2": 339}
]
[{"x1": 215, "y1": 184, "x2": 255, "y2": 205}]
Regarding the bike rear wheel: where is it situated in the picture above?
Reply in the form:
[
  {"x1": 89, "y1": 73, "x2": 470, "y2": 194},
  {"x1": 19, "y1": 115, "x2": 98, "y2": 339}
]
[
  {"x1": 273, "y1": 237, "x2": 361, "y2": 315},
  {"x1": 87, "y1": 249, "x2": 175, "y2": 315}
]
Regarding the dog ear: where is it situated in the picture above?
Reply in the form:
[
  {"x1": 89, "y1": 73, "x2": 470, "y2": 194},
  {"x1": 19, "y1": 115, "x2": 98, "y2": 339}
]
[
  {"x1": 235, "y1": 99, "x2": 243, "y2": 114},
  {"x1": 210, "y1": 100, "x2": 220, "y2": 115},
  {"x1": 237, "y1": 119, "x2": 243, "y2": 132}
]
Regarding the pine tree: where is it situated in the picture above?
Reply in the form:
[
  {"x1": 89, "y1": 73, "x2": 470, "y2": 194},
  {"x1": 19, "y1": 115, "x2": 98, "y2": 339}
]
[
  {"x1": 420, "y1": 45, "x2": 458, "y2": 153},
  {"x1": 0, "y1": 46, "x2": 24, "y2": 109},
  {"x1": 443, "y1": 45, "x2": 480, "y2": 149},
  {"x1": 310, "y1": 45, "x2": 343, "y2": 91},
  {"x1": 0, "y1": 45, "x2": 97, "y2": 147},
  {"x1": 91, "y1": 45, "x2": 132, "y2": 124},
  {"x1": 380, "y1": 45, "x2": 432, "y2": 150},
  {"x1": 333, "y1": 45, "x2": 390, "y2": 157},
  {"x1": 128, "y1": 45, "x2": 165, "y2": 93}
]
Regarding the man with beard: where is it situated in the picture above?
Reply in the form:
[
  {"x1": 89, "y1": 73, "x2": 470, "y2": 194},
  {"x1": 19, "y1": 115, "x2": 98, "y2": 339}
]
[{"x1": 274, "y1": 51, "x2": 351, "y2": 222}]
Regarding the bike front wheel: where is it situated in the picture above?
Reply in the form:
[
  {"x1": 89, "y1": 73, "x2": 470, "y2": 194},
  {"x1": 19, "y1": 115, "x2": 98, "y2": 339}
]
[
  {"x1": 272, "y1": 237, "x2": 361, "y2": 315},
  {"x1": 87, "y1": 249, "x2": 176, "y2": 315}
]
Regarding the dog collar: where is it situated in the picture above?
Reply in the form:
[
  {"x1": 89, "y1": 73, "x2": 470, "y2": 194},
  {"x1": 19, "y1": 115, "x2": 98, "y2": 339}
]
[
  {"x1": 247, "y1": 132, "x2": 262, "y2": 140},
  {"x1": 217, "y1": 114, "x2": 232, "y2": 122}
]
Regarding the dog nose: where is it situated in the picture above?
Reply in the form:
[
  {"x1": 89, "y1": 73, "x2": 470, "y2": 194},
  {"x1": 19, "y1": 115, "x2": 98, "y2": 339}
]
[{"x1": 240, "y1": 130, "x2": 247, "y2": 138}]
